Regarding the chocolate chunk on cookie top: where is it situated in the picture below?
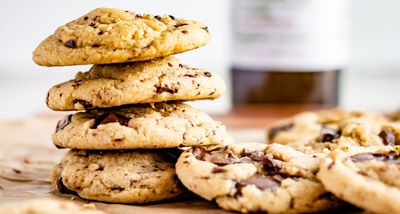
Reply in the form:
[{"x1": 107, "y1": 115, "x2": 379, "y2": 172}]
[
  {"x1": 52, "y1": 102, "x2": 226, "y2": 150},
  {"x1": 318, "y1": 146, "x2": 400, "y2": 214},
  {"x1": 33, "y1": 7, "x2": 211, "y2": 66},
  {"x1": 51, "y1": 149, "x2": 187, "y2": 203},
  {"x1": 176, "y1": 143, "x2": 346, "y2": 213},
  {"x1": 46, "y1": 56, "x2": 225, "y2": 111}
]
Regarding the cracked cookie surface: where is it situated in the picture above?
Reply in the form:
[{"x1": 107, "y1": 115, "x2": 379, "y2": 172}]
[
  {"x1": 318, "y1": 146, "x2": 400, "y2": 214},
  {"x1": 46, "y1": 56, "x2": 225, "y2": 111},
  {"x1": 51, "y1": 149, "x2": 187, "y2": 203},
  {"x1": 176, "y1": 143, "x2": 345, "y2": 213},
  {"x1": 52, "y1": 102, "x2": 226, "y2": 150},
  {"x1": 33, "y1": 7, "x2": 211, "y2": 66}
]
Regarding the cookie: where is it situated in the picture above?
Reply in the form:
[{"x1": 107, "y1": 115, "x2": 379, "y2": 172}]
[
  {"x1": 50, "y1": 149, "x2": 186, "y2": 203},
  {"x1": 176, "y1": 143, "x2": 345, "y2": 213},
  {"x1": 267, "y1": 109, "x2": 388, "y2": 145},
  {"x1": 52, "y1": 102, "x2": 226, "y2": 150},
  {"x1": 46, "y1": 56, "x2": 225, "y2": 111},
  {"x1": 33, "y1": 8, "x2": 211, "y2": 66},
  {"x1": 0, "y1": 199, "x2": 103, "y2": 214},
  {"x1": 317, "y1": 145, "x2": 400, "y2": 213},
  {"x1": 285, "y1": 120, "x2": 400, "y2": 154}
]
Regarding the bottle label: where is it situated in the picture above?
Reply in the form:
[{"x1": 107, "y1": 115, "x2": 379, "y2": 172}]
[{"x1": 231, "y1": 0, "x2": 349, "y2": 71}]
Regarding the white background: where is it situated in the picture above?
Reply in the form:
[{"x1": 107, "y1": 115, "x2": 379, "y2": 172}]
[{"x1": 1, "y1": 0, "x2": 400, "y2": 119}]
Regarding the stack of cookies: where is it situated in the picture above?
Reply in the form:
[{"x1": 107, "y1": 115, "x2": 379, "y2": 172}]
[{"x1": 33, "y1": 8, "x2": 227, "y2": 204}]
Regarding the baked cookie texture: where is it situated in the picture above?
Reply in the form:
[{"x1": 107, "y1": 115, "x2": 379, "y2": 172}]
[
  {"x1": 176, "y1": 143, "x2": 345, "y2": 213},
  {"x1": 318, "y1": 145, "x2": 400, "y2": 214},
  {"x1": 286, "y1": 120, "x2": 400, "y2": 154},
  {"x1": 0, "y1": 199, "x2": 103, "y2": 214},
  {"x1": 52, "y1": 102, "x2": 226, "y2": 150},
  {"x1": 51, "y1": 149, "x2": 187, "y2": 203},
  {"x1": 46, "y1": 56, "x2": 225, "y2": 111},
  {"x1": 267, "y1": 109, "x2": 388, "y2": 145},
  {"x1": 33, "y1": 8, "x2": 211, "y2": 66}
]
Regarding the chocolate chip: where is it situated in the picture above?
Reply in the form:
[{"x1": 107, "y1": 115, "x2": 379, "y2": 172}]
[
  {"x1": 154, "y1": 15, "x2": 162, "y2": 21},
  {"x1": 168, "y1": 63, "x2": 173, "y2": 67},
  {"x1": 136, "y1": 14, "x2": 142, "y2": 18},
  {"x1": 56, "y1": 173, "x2": 78, "y2": 195},
  {"x1": 55, "y1": 114, "x2": 72, "y2": 133},
  {"x1": 268, "y1": 123, "x2": 294, "y2": 140},
  {"x1": 64, "y1": 39, "x2": 76, "y2": 48},
  {"x1": 73, "y1": 99, "x2": 92, "y2": 108},
  {"x1": 350, "y1": 151, "x2": 400, "y2": 164},
  {"x1": 98, "y1": 31, "x2": 105, "y2": 35},
  {"x1": 203, "y1": 26, "x2": 209, "y2": 33},
  {"x1": 92, "y1": 44, "x2": 99, "y2": 47},
  {"x1": 92, "y1": 113, "x2": 130, "y2": 129},
  {"x1": 320, "y1": 127, "x2": 341, "y2": 142},
  {"x1": 212, "y1": 167, "x2": 227, "y2": 173},
  {"x1": 175, "y1": 23, "x2": 188, "y2": 28},
  {"x1": 89, "y1": 22, "x2": 96, "y2": 27},
  {"x1": 235, "y1": 175, "x2": 282, "y2": 197},
  {"x1": 156, "y1": 85, "x2": 177, "y2": 94},
  {"x1": 13, "y1": 169, "x2": 21, "y2": 174},
  {"x1": 179, "y1": 64, "x2": 188, "y2": 68},
  {"x1": 328, "y1": 162, "x2": 335, "y2": 170},
  {"x1": 184, "y1": 74, "x2": 197, "y2": 78},
  {"x1": 169, "y1": 15, "x2": 179, "y2": 23},
  {"x1": 84, "y1": 16, "x2": 88, "y2": 20},
  {"x1": 204, "y1": 72, "x2": 212, "y2": 77},
  {"x1": 379, "y1": 129, "x2": 396, "y2": 146},
  {"x1": 181, "y1": 30, "x2": 188, "y2": 34}
]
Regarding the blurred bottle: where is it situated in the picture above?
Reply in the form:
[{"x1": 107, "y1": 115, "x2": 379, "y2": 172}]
[{"x1": 231, "y1": 0, "x2": 349, "y2": 105}]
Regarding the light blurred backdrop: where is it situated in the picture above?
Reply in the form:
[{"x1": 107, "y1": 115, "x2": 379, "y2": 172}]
[{"x1": 0, "y1": 0, "x2": 400, "y2": 119}]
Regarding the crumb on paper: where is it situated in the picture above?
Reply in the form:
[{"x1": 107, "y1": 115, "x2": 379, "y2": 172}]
[{"x1": 83, "y1": 203, "x2": 96, "y2": 210}]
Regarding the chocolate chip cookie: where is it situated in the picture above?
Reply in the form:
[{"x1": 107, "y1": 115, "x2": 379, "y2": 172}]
[
  {"x1": 176, "y1": 143, "x2": 345, "y2": 213},
  {"x1": 318, "y1": 145, "x2": 400, "y2": 213},
  {"x1": 51, "y1": 149, "x2": 187, "y2": 203},
  {"x1": 0, "y1": 199, "x2": 103, "y2": 214},
  {"x1": 53, "y1": 102, "x2": 226, "y2": 150},
  {"x1": 46, "y1": 56, "x2": 225, "y2": 111},
  {"x1": 267, "y1": 109, "x2": 388, "y2": 147},
  {"x1": 33, "y1": 8, "x2": 211, "y2": 66}
]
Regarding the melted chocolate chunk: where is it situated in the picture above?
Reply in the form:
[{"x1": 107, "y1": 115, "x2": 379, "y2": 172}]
[
  {"x1": 204, "y1": 72, "x2": 212, "y2": 77},
  {"x1": 154, "y1": 15, "x2": 162, "y2": 21},
  {"x1": 350, "y1": 151, "x2": 400, "y2": 164},
  {"x1": 169, "y1": 15, "x2": 179, "y2": 23},
  {"x1": 72, "y1": 99, "x2": 92, "y2": 108},
  {"x1": 379, "y1": 129, "x2": 396, "y2": 146},
  {"x1": 241, "y1": 149, "x2": 284, "y2": 172},
  {"x1": 184, "y1": 74, "x2": 197, "y2": 78},
  {"x1": 55, "y1": 114, "x2": 72, "y2": 133},
  {"x1": 193, "y1": 147, "x2": 237, "y2": 166},
  {"x1": 268, "y1": 123, "x2": 294, "y2": 140},
  {"x1": 56, "y1": 173, "x2": 78, "y2": 195},
  {"x1": 320, "y1": 127, "x2": 341, "y2": 143},
  {"x1": 92, "y1": 113, "x2": 130, "y2": 129},
  {"x1": 175, "y1": 23, "x2": 188, "y2": 28},
  {"x1": 235, "y1": 174, "x2": 282, "y2": 197},
  {"x1": 156, "y1": 85, "x2": 177, "y2": 94},
  {"x1": 64, "y1": 39, "x2": 76, "y2": 48}
]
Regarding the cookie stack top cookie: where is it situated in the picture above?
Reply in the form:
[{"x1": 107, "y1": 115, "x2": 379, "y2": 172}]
[
  {"x1": 33, "y1": 8, "x2": 211, "y2": 66},
  {"x1": 33, "y1": 7, "x2": 227, "y2": 150}
]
